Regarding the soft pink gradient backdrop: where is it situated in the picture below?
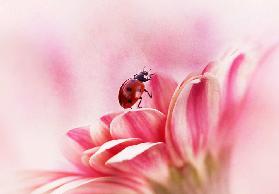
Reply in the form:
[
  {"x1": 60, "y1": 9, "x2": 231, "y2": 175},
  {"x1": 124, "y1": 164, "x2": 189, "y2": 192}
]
[{"x1": 0, "y1": 0, "x2": 278, "y2": 193}]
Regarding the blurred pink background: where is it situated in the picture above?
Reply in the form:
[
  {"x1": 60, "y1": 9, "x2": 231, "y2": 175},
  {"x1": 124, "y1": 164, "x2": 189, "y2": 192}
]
[{"x1": 0, "y1": 0, "x2": 278, "y2": 193}]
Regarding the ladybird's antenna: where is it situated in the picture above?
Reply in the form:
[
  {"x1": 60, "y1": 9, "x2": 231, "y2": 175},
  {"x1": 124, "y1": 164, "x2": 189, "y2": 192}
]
[{"x1": 142, "y1": 66, "x2": 146, "y2": 72}]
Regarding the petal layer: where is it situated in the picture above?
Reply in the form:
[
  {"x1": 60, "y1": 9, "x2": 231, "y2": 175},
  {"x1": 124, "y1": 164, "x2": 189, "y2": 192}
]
[
  {"x1": 90, "y1": 112, "x2": 120, "y2": 147},
  {"x1": 166, "y1": 74, "x2": 220, "y2": 165},
  {"x1": 205, "y1": 47, "x2": 275, "y2": 146},
  {"x1": 81, "y1": 147, "x2": 100, "y2": 167},
  {"x1": 31, "y1": 176, "x2": 81, "y2": 194},
  {"x1": 106, "y1": 142, "x2": 169, "y2": 184},
  {"x1": 145, "y1": 74, "x2": 178, "y2": 114},
  {"x1": 110, "y1": 108, "x2": 166, "y2": 142},
  {"x1": 89, "y1": 138, "x2": 142, "y2": 174},
  {"x1": 51, "y1": 177, "x2": 140, "y2": 194},
  {"x1": 60, "y1": 135, "x2": 96, "y2": 174},
  {"x1": 67, "y1": 126, "x2": 93, "y2": 150}
]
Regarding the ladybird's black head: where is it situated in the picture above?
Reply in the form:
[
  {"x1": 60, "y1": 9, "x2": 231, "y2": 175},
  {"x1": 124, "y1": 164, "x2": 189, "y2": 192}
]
[
  {"x1": 142, "y1": 70, "x2": 148, "y2": 76},
  {"x1": 134, "y1": 68, "x2": 153, "y2": 82}
]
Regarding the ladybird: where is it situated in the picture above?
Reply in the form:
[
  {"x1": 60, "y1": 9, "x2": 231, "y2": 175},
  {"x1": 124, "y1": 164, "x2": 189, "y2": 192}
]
[{"x1": 118, "y1": 68, "x2": 153, "y2": 109}]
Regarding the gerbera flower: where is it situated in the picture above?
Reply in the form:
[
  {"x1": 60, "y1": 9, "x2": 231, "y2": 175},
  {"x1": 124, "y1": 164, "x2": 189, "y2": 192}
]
[{"x1": 25, "y1": 44, "x2": 278, "y2": 194}]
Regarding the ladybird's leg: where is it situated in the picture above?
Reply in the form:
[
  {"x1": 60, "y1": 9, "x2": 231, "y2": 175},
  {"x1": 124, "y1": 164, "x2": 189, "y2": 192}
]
[
  {"x1": 144, "y1": 89, "x2": 152, "y2": 98},
  {"x1": 137, "y1": 97, "x2": 143, "y2": 108},
  {"x1": 148, "y1": 73, "x2": 155, "y2": 80}
]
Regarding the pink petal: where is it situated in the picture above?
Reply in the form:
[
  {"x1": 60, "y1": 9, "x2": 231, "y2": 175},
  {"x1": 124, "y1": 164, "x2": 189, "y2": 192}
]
[
  {"x1": 90, "y1": 123, "x2": 111, "y2": 147},
  {"x1": 209, "y1": 47, "x2": 265, "y2": 109},
  {"x1": 223, "y1": 45, "x2": 277, "y2": 106},
  {"x1": 81, "y1": 147, "x2": 100, "y2": 167},
  {"x1": 90, "y1": 112, "x2": 120, "y2": 147},
  {"x1": 225, "y1": 53, "x2": 246, "y2": 105},
  {"x1": 165, "y1": 74, "x2": 220, "y2": 165},
  {"x1": 202, "y1": 61, "x2": 216, "y2": 75},
  {"x1": 51, "y1": 178, "x2": 94, "y2": 194},
  {"x1": 145, "y1": 74, "x2": 178, "y2": 114},
  {"x1": 89, "y1": 138, "x2": 142, "y2": 174},
  {"x1": 100, "y1": 112, "x2": 122, "y2": 128},
  {"x1": 106, "y1": 142, "x2": 169, "y2": 185},
  {"x1": 230, "y1": 45, "x2": 279, "y2": 194},
  {"x1": 67, "y1": 126, "x2": 94, "y2": 150},
  {"x1": 22, "y1": 171, "x2": 80, "y2": 194},
  {"x1": 214, "y1": 53, "x2": 248, "y2": 146},
  {"x1": 60, "y1": 136, "x2": 96, "y2": 174},
  {"x1": 187, "y1": 75, "x2": 220, "y2": 153},
  {"x1": 110, "y1": 108, "x2": 166, "y2": 142},
  {"x1": 211, "y1": 46, "x2": 278, "y2": 145},
  {"x1": 51, "y1": 177, "x2": 144, "y2": 194},
  {"x1": 31, "y1": 176, "x2": 81, "y2": 194}
]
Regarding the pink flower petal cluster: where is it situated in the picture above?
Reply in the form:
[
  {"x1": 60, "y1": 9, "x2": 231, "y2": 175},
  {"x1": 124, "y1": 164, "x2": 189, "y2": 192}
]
[{"x1": 28, "y1": 46, "x2": 275, "y2": 194}]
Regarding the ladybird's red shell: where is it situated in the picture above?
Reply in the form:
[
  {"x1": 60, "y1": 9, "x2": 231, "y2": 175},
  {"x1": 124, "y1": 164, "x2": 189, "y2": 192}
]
[{"x1": 118, "y1": 79, "x2": 145, "y2": 108}]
